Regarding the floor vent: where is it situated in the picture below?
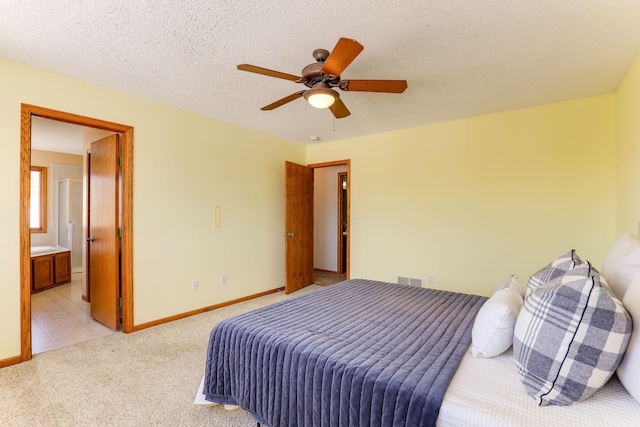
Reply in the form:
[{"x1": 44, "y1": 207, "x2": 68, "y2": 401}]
[{"x1": 397, "y1": 276, "x2": 424, "y2": 287}]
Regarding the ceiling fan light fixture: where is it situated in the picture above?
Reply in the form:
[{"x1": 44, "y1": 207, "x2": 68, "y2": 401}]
[{"x1": 304, "y1": 86, "x2": 338, "y2": 109}]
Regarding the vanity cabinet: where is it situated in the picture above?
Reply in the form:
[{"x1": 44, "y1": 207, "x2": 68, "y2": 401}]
[{"x1": 32, "y1": 250, "x2": 71, "y2": 293}]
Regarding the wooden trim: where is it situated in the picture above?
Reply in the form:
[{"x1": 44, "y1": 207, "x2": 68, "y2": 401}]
[
  {"x1": 121, "y1": 128, "x2": 134, "y2": 333},
  {"x1": 132, "y1": 288, "x2": 283, "y2": 331},
  {"x1": 22, "y1": 104, "x2": 132, "y2": 132},
  {"x1": 307, "y1": 159, "x2": 350, "y2": 168},
  {"x1": 19, "y1": 104, "x2": 134, "y2": 364},
  {"x1": 20, "y1": 108, "x2": 31, "y2": 361},
  {"x1": 0, "y1": 355, "x2": 22, "y2": 369},
  {"x1": 308, "y1": 159, "x2": 351, "y2": 280}
]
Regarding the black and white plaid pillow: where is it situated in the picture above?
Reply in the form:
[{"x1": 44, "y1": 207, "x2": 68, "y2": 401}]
[
  {"x1": 514, "y1": 262, "x2": 632, "y2": 406},
  {"x1": 525, "y1": 250, "x2": 582, "y2": 298}
]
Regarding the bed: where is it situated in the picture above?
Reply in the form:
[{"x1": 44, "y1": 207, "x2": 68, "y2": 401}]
[
  {"x1": 201, "y1": 237, "x2": 640, "y2": 426},
  {"x1": 203, "y1": 279, "x2": 486, "y2": 426}
]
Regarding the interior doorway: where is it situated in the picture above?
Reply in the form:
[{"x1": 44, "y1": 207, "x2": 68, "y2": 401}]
[
  {"x1": 30, "y1": 128, "x2": 114, "y2": 353},
  {"x1": 311, "y1": 160, "x2": 350, "y2": 284},
  {"x1": 19, "y1": 104, "x2": 135, "y2": 362},
  {"x1": 283, "y1": 159, "x2": 350, "y2": 293},
  {"x1": 337, "y1": 172, "x2": 348, "y2": 275}
]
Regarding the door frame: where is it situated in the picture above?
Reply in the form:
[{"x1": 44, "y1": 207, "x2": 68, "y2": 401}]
[
  {"x1": 308, "y1": 159, "x2": 351, "y2": 280},
  {"x1": 19, "y1": 104, "x2": 135, "y2": 362},
  {"x1": 337, "y1": 171, "x2": 348, "y2": 275}
]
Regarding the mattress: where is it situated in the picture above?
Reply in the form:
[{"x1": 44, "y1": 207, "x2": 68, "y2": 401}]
[
  {"x1": 438, "y1": 348, "x2": 640, "y2": 426},
  {"x1": 203, "y1": 279, "x2": 487, "y2": 427}
]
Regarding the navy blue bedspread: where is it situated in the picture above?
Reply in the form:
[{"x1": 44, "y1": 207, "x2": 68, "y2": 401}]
[{"x1": 203, "y1": 279, "x2": 486, "y2": 427}]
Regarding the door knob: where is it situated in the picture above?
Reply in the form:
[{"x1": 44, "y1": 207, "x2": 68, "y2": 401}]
[
  {"x1": 283, "y1": 232, "x2": 294, "y2": 237},
  {"x1": 86, "y1": 236, "x2": 95, "y2": 242}
]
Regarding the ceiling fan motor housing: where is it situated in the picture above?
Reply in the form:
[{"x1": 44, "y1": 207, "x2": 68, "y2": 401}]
[{"x1": 299, "y1": 51, "x2": 341, "y2": 88}]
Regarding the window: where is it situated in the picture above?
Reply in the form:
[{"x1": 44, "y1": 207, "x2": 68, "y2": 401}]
[{"x1": 30, "y1": 166, "x2": 47, "y2": 233}]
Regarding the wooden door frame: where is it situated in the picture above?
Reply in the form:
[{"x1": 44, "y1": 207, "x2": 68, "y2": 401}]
[
  {"x1": 307, "y1": 159, "x2": 350, "y2": 280},
  {"x1": 337, "y1": 172, "x2": 348, "y2": 275},
  {"x1": 19, "y1": 104, "x2": 134, "y2": 362}
]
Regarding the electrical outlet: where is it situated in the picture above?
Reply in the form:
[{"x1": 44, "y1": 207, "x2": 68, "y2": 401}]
[
  {"x1": 221, "y1": 274, "x2": 227, "y2": 285},
  {"x1": 428, "y1": 275, "x2": 435, "y2": 285},
  {"x1": 192, "y1": 280, "x2": 199, "y2": 291}
]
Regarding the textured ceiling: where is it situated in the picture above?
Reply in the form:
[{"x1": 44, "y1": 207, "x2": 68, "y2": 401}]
[{"x1": 2, "y1": 1, "x2": 640, "y2": 148}]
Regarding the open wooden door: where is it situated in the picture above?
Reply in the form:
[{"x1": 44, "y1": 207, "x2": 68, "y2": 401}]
[
  {"x1": 284, "y1": 161, "x2": 314, "y2": 293},
  {"x1": 88, "y1": 134, "x2": 120, "y2": 329}
]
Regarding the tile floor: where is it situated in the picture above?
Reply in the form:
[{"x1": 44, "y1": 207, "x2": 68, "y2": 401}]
[
  {"x1": 313, "y1": 270, "x2": 346, "y2": 286},
  {"x1": 31, "y1": 275, "x2": 116, "y2": 354}
]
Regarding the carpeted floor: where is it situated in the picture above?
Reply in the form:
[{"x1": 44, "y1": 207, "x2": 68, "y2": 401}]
[{"x1": 0, "y1": 285, "x2": 320, "y2": 426}]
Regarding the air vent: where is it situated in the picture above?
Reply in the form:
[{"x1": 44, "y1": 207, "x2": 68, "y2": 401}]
[{"x1": 397, "y1": 276, "x2": 424, "y2": 287}]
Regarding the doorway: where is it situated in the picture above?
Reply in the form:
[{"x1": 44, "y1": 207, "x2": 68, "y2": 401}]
[
  {"x1": 19, "y1": 104, "x2": 134, "y2": 362},
  {"x1": 284, "y1": 159, "x2": 350, "y2": 292},
  {"x1": 337, "y1": 172, "x2": 348, "y2": 275},
  {"x1": 30, "y1": 135, "x2": 113, "y2": 353},
  {"x1": 312, "y1": 161, "x2": 350, "y2": 284}
]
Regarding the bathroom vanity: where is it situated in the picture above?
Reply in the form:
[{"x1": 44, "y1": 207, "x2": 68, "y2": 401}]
[{"x1": 31, "y1": 246, "x2": 72, "y2": 293}]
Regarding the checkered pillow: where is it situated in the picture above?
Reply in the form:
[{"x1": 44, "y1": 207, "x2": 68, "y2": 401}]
[
  {"x1": 525, "y1": 250, "x2": 582, "y2": 298},
  {"x1": 513, "y1": 262, "x2": 632, "y2": 406}
]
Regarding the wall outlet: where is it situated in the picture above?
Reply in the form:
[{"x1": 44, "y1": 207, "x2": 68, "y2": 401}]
[
  {"x1": 428, "y1": 275, "x2": 435, "y2": 285},
  {"x1": 191, "y1": 280, "x2": 199, "y2": 291},
  {"x1": 220, "y1": 274, "x2": 227, "y2": 285}
]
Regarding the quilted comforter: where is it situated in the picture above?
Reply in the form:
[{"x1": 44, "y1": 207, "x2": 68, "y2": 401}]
[{"x1": 203, "y1": 279, "x2": 486, "y2": 427}]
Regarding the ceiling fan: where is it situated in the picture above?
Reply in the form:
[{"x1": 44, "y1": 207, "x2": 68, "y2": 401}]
[{"x1": 237, "y1": 38, "x2": 408, "y2": 119}]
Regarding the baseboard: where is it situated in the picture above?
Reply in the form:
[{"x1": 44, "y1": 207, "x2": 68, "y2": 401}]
[
  {"x1": 132, "y1": 287, "x2": 284, "y2": 332},
  {"x1": 0, "y1": 355, "x2": 22, "y2": 369}
]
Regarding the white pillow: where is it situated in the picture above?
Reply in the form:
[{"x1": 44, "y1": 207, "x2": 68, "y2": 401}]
[
  {"x1": 601, "y1": 233, "x2": 640, "y2": 300},
  {"x1": 471, "y1": 275, "x2": 523, "y2": 358},
  {"x1": 617, "y1": 269, "x2": 640, "y2": 404}
]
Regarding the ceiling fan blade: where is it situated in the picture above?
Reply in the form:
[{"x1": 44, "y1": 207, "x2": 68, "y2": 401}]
[
  {"x1": 322, "y1": 38, "x2": 364, "y2": 77},
  {"x1": 329, "y1": 98, "x2": 351, "y2": 119},
  {"x1": 261, "y1": 91, "x2": 305, "y2": 110},
  {"x1": 237, "y1": 64, "x2": 300, "y2": 81},
  {"x1": 339, "y1": 79, "x2": 408, "y2": 93}
]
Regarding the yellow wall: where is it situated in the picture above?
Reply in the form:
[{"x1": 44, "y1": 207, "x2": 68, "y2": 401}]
[
  {"x1": 615, "y1": 54, "x2": 640, "y2": 236},
  {"x1": 3, "y1": 51, "x2": 637, "y2": 363},
  {"x1": 308, "y1": 95, "x2": 617, "y2": 296},
  {"x1": 0, "y1": 57, "x2": 305, "y2": 360}
]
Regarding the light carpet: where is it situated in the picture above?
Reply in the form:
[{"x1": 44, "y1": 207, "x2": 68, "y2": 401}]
[{"x1": 0, "y1": 286, "x2": 320, "y2": 426}]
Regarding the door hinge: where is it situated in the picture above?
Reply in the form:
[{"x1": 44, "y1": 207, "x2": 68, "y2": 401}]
[
  {"x1": 117, "y1": 156, "x2": 122, "y2": 167},
  {"x1": 117, "y1": 297, "x2": 122, "y2": 308},
  {"x1": 116, "y1": 227, "x2": 121, "y2": 238}
]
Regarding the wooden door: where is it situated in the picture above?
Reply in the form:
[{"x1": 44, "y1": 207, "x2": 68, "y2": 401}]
[
  {"x1": 88, "y1": 134, "x2": 120, "y2": 329},
  {"x1": 285, "y1": 161, "x2": 314, "y2": 293}
]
